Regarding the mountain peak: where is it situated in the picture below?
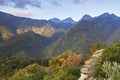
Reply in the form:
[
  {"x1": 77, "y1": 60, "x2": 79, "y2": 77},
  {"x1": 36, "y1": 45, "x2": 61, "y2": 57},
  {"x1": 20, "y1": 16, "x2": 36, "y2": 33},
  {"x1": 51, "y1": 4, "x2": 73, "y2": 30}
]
[
  {"x1": 99, "y1": 13, "x2": 110, "y2": 17},
  {"x1": 81, "y1": 14, "x2": 93, "y2": 21},
  {"x1": 49, "y1": 18, "x2": 61, "y2": 23},
  {"x1": 97, "y1": 13, "x2": 119, "y2": 20},
  {"x1": 62, "y1": 17, "x2": 76, "y2": 24}
]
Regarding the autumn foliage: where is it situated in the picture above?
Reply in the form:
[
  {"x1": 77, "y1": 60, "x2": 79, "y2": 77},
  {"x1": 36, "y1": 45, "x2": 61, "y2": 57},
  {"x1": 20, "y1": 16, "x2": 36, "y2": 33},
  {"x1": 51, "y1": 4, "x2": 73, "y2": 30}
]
[
  {"x1": 49, "y1": 51, "x2": 83, "y2": 68},
  {"x1": 61, "y1": 53, "x2": 83, "y2": 67}
]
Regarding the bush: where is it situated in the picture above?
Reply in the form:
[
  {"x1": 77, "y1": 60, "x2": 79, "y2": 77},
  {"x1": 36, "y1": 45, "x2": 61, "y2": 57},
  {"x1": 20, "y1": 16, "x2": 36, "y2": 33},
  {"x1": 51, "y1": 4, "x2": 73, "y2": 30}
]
[
  {"x1": 44, "y1": 67, "x2": 78, "y2": 80},
  {"x1": 9, "y1": 63, "x2": 46, "y2": 80},
  {"x1": 90, "y1": 41, "x2": 103, "y2": 54},
  {"x1": 0, "y1": 57, "x2": 49, "y2": 78},
  {"x1": 95, "y1": 42, "x2": 120, "y2": 78},
  {"x1": 49, "y1": 51, "x2": 83, "y2": 68},
  {"x1": 64, "y1": 65, "x2": 80, "y2": 77},
  {"x1": 100, "y1": 43, "x2": 120, "y2": 63},
  {"x1": 102, "y1": 61, "x2": 120, "y2": 80}
]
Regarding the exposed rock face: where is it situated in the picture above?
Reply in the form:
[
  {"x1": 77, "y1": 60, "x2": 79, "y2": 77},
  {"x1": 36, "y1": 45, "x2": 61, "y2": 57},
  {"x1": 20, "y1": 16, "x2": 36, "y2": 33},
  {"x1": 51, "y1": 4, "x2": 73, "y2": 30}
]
[
  {"x1": 17, "y1": 26, "x2": 58, "y2": 37},
  {"x1": 0, "y1": 26, "x2": 13, "y2": 40},
  {"x1": 78, "y1": 49, "x2": 104, "y2": 80}
]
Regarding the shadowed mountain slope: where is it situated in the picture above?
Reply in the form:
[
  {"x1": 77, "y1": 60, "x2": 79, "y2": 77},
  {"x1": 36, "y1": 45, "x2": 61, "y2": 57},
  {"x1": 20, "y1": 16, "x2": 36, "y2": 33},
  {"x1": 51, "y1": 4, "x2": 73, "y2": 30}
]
[
  {"x1": 45, "y1": 13, "x2": 120, "y2": 57},
  {"x1": 0, "y1": 31, "x2": 50, "y2": 57}
]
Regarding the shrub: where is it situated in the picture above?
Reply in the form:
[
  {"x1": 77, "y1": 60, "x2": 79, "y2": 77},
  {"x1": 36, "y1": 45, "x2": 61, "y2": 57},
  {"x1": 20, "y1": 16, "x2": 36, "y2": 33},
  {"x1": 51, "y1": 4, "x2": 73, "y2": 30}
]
[
  {"x1": 49, "y1": 51, "x2": 83, "y2": 68},
  {"x1": 90, "y1": 41, "x2": 103, "y2": 54},
  {"x1": 102, "y1": 61, "x2": 120, "y2": 80},
  {"x1": 9, "y1": 63, "x2": 46, "y2": 80},
  {"x1": 95, "y1": 42, "x2": 120, "y2": 78}
]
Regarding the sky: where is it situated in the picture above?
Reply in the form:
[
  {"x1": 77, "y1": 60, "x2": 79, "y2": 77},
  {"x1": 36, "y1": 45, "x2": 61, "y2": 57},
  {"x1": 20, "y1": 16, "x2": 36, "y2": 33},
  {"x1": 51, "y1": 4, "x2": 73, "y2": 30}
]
[{"x1": 0, "y1": 0, "x2": 120, "y2": 21}]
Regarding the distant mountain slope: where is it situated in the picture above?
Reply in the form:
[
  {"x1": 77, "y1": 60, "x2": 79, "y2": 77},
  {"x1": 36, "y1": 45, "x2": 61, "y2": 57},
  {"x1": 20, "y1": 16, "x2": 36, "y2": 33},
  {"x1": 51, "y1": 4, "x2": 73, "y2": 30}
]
[
  {"x1": 107, "y1": 27, "x2": 120, "y2": 45},
  {"x1": 0, "y1": 11, "x2": 74, "y2": 41},
  {"x1": 45, "y1": 13, "x2": 120, "y2": 57},
  {"x1": 0, "y1": 31, "x2": 50, "y2": 57}
]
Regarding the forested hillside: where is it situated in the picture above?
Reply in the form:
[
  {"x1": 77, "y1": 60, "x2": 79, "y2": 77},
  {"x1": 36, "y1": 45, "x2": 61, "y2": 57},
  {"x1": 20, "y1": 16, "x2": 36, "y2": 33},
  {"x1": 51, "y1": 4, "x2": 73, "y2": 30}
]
[
  {"x1": 0, "y1": 42, "x2": 119, "y2": 80},
  {"x1": 0, "y1": 31, "x2": 50, "y2": 57}
]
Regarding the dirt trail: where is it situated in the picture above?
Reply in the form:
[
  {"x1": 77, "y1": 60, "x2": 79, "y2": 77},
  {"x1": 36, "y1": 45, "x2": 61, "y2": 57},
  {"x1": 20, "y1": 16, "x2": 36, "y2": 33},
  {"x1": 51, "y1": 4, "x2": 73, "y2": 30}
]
[{"x1": 78, "y1": 49, "x2": 104, "y2": 80}]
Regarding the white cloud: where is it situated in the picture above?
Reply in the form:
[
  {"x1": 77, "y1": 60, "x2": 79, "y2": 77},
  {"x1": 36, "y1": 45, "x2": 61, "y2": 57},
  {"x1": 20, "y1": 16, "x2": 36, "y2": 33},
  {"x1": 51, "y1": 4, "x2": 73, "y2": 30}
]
[
  {"x1": 0, "y1": 8, "x2": 35, "y2": 18},
  {"x1": 0, "y1": 0, "x2": 41, "y2": 9}
]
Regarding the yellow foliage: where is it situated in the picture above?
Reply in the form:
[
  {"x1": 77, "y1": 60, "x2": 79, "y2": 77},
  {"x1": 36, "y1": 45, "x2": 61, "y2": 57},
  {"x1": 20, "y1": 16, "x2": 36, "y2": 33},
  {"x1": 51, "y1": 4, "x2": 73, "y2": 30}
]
[
  {"x1": 61, "y1": 54, "x2": 83, "y2": 68},
  {"x1": 0, "y1": 26, "x2": 13, "y2": 40},
  {"x1": 90, "y1": 41, "x2": 103, "y2": 54},
  {"x1": 49, "y1": 51, "x2": 83, "y2": 68}
]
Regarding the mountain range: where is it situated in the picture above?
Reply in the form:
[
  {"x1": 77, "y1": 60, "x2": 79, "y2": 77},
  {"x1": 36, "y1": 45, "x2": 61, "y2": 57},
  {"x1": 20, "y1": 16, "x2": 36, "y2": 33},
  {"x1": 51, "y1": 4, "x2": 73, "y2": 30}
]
[
  {"x1": 49, "y1": 17, "x2": 76, "y2": 24},
  {"x1": 0, "y1": 11, "x2": 120, "y2": 58},
  {"x1": 45, "y1": 13, "x2": 120, "y2": 57},
  {"x1": 0, "y1": 11, "x2": 75, "y2": 57},
  {"x1": 0, "y1": 11, "x2": 75, "y2": 40}
]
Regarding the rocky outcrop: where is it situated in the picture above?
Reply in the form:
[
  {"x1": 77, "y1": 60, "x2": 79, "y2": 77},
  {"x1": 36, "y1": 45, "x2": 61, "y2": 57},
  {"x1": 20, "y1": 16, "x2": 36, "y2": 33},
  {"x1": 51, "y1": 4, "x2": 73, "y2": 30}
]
[
  {"x1": 78, "y1": 49, "x2": 104, "y2": 80},
  {"x1": 0, "y1": 26, "x2": 13, "y2": 40},
  {"x1": 17, "y1": 26, "x2": 65, "y2": 37}
]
